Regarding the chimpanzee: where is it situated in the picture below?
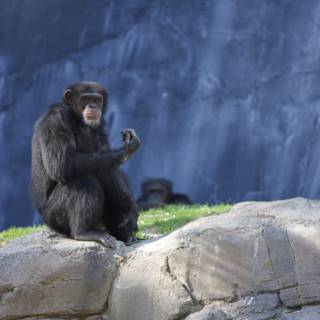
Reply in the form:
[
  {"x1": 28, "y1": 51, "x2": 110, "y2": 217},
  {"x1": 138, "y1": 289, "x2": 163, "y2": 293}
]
[
  {"x1": 137, "y1": 178, "x2": 192, "y2": 210},
  {"x1": 31, "y1": 82, "x2": 141, "y2": 248}
]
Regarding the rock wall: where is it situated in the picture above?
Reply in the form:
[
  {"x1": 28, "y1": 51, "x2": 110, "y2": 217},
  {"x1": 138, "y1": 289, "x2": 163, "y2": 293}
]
[
  {"x1": 2, "y1": 1, "x2": 320, "y2": 228},
  {"x1": 1, "y1": 198, "x2": 320, "y2": 320}
]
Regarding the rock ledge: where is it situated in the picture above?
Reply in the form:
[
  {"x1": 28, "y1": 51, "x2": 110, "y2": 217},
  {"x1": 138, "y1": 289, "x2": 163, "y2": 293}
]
[{"x1": 1, "y1": 198, "x2": 320, "y2": 320}]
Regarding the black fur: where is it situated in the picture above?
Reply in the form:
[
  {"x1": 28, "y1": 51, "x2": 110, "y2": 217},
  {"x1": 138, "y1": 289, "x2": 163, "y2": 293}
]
[{"x1": 31, "y1": 82, "x2": 140, "y2": 245}]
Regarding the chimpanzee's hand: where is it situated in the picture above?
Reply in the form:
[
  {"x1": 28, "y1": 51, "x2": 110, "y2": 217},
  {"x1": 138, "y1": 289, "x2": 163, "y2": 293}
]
[
  {"x1": 121, "y1": 128, "x2": 141, "y2": 157},
  {"x1": 93, "y1": 129, "x2": 141, "y2": 169}
]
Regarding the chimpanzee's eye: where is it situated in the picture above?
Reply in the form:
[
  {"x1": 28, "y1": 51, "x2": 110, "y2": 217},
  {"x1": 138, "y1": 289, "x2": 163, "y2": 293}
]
[{"x1": 94, "y1": 96, "x2": 102, "y2": 104}]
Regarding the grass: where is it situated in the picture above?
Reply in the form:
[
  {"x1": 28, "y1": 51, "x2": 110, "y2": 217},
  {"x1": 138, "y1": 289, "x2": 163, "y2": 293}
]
[
  {"x1": 0, "y1": 204, "x2": 232, "y2": 246},
  {"x1": 136, "y1": 203, "x2": 232, "y2": 239},
  {"x1": 0, "y1": 225, "x2": 45, "y2": 247}
]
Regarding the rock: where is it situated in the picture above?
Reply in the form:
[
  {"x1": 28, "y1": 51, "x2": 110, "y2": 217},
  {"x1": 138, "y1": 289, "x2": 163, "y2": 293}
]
[
  {"x1": 107, "y1": 240, "x2": 201, "y2": 320},
  {"x1": 185, "y1": 307, "x2": 226, "y2": 320},
  {"x1": 279, "y1": 306, "x2": 320, "y2": 320},
  {"x1": 107, "y1": 198, "x2": 320, "y2": 319},
  {"x1": 1, "y1": 198, "x2": 320, "y2": 320},
  {"x1": 219, "y1": 293, "x2": 279, "y2": 320},
  {"x1": 0, "y1": 230, "x2": 119, "y2": 320}
]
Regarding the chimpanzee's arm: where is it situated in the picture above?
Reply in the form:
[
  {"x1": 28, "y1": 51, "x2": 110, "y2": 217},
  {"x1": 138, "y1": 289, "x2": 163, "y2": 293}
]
[
  {"x1": 37, "y1": 114, "x2": 127, "y2": 183},
  {"x1": 74, "y1": 149, "x2": 128, "y2": 174}
]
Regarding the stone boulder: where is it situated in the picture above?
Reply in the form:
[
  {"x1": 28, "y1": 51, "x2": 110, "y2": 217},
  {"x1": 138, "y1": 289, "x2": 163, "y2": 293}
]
[
  {"x1": 0, "y1": 230, "x2": 119, "y2": 320},
  {"x1": 1, "y1": 198, "x2": 320, "y2": 320},
  {"x1": 108, "y1": 198, "x2": 320, "y2": 320}
]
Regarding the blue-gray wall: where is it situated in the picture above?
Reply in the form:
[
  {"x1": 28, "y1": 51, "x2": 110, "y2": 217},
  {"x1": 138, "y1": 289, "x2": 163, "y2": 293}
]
[{"x1": 1, "y1": 0, "x2": 320, "y2": 229}]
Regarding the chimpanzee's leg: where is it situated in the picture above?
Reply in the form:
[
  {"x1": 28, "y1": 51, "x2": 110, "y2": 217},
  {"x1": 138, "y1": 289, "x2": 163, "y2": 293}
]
[
  {"x1": 42, "y1": 174, "x2": 116, "y2": 248},
  {"x1": 97, "y1": 168, "x2": 139, "y2": 243}
]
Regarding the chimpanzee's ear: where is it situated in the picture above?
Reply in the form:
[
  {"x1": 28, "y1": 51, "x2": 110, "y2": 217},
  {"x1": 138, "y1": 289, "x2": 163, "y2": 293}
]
[{"x1": 63, "y1": 89, "x2": 73, "y2": 106}]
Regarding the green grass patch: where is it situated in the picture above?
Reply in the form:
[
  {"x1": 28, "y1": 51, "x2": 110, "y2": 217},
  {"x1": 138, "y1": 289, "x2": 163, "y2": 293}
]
[
  {"x1": 136, "y1": 203, "x2": 231, "y2": 239},
  {"x1": 0, "y1": 225, "x2": 45, "y2": 247},
  {"x1": 0, "y1": 204, "x2": 232, "y2": 246}
]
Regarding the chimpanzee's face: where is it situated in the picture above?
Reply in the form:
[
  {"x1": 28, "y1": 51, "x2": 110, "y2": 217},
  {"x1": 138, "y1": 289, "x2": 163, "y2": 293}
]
[
  {"x1": 77, "y1": 92, "x2": 103, "y2": 128},
  {"x1": 63, "y1": 82, "x2": 107, "y2": 128},
  {"x1": 146, "y1": 185, "x2": 170, "y2": 207}
]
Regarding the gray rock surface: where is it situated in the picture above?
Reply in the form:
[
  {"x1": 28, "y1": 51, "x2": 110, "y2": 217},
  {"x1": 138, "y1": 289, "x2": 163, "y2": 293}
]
[
  {"x1": 1, "y1": 198, "x2": 320, "y2": 320},
  {"x1": 107, "y1": 198, "x2": 320, "y2": 319},
  {"x1": 0, "y1": 230, "x2": 119, "y2": 320},
  {"x1": 3, "y1": 1, "x2": 320, "y2": 229},
  {"x1": 279, "y1": 306, "x2": 320, "y2": 320},
  {"x1": 185, "y1": 307, "x2": 226, "y2": 320}
]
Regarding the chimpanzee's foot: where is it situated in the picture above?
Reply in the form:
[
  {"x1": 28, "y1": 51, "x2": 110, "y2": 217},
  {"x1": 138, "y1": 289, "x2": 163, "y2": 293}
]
[
  {"x1": 72, "y1": 231, "x2": 116, "y2": 248},
  {"x1": 125, "y1": 235, "x2": 139, "y2": 246}
]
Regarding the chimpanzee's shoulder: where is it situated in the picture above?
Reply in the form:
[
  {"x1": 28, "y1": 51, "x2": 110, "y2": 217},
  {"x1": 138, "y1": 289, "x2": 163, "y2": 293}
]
[
  {"x1": 34, "y1": 103, "x2": 70, "y2": 132},
  {"x1": 47, "y1": 103, "x2": 68, "y2": 119}
]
